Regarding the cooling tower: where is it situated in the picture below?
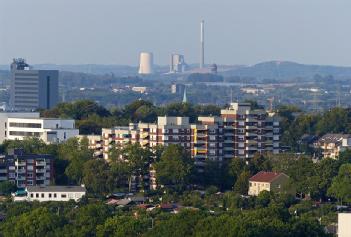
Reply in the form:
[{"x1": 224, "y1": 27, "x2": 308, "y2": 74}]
[{"x1": 138, "y1": 52, "x2": 154, "y2": 74}]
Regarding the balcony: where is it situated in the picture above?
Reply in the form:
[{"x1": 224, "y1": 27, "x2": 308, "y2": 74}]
[
  {"x1": 17, "y1": 169, "x2": 26, "y2": 174},
  {"x1": 36, "y1": 161, "x2": 46, "y2": 166},
  {"x1": 0, "y1": 169, "x2": 7, "y2": 173},
  {"x1": 36, "y1": 169, "x2": 46, "y2": 173},
  {"x1": 140, "y1": 132, "x2": 149, "y2": 139},
  {"x1": 15, "y1": 161, "x2": 26, "y2": 166},
  {"x1": 17, "y1": 176, "x2": 26, "y2": 181},
  {"x1": 246, "y1": 125, "x2": 257, "y2": 130},
  {"x1": 246, "y1": 146, "x2": 258, "y2": 151}
]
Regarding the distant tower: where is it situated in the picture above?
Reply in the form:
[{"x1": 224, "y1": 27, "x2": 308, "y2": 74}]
[
  {"x1": 200, "y1": 20, "x2": 205, "y2": 69},
  {"x1": 210, "y1": 64, "x2": 217, "y2": 74},
  {"x1": 182, "y1": 87, "x2": 187, "y2": 103},
  {"x1": 138, "y1": 52, "x2": 154, "y2": 74},
  {"x1": 170, "y1": 54, "x2": 187, "y2": 73}
]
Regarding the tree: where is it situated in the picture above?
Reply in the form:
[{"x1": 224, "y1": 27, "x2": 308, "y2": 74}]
[
  {"x1": 97, "y1": 216, "x2": 149, "y2": 237},
  {"x1": 82, "y1": 159, "x2": 112, "y2": 195},
  {"x1": 60, "y1": 137, "x2": 93, "y2": 184},
  {"x1": 1, "y1": 207, "x2": 64, "y2": 237},
  {"x1": 328, "y1": 164, "x2": 351, "y2": 204},
  {"x1": 119, "y1": 143, "x2": 152, "y2": 192},
  {"x1": 0, "y1": 181, "x2": 17, "y2": 195},
  {"x1": 62, "y1": 204, "x2": 110, "y2": 236},
  {"x1": 233, "y1": 170, "x2": 250, "y2": 195},
  {"x1": 154, "y1": 144, "x2": 193, "y2": 191}
]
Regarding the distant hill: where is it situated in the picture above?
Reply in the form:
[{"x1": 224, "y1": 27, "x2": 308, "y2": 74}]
[
  {"x1": 0, "y1": 64, "x2": 169, "y2": 76},
  {"x1": 2, "y1": 61, "x2": 351, "y2": 81},
  {"x1": 220, "y1": 61, "x2": 351, "y2": 80}
]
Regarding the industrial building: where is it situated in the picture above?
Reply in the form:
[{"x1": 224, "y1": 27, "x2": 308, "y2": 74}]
[
  {"x1": 169, "y1": 54, "x2": 187, "y2": 73},
  {"x1": 10, "y1": 58, "x2": 59, "y2": 111},
  {"x1": 138, "y1": 52, "x2": 154, "y2": 74}
]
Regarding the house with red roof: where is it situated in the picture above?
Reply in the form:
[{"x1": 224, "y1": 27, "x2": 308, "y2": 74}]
[{"x1": 248, "y1": 171, "x2": 290, "y2": 196}]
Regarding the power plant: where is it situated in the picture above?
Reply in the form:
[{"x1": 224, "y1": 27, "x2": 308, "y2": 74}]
[
  {"x1": 169, "y1": 54, "x2": 187, "y2": 73},
  {"x1": 138, "y1": 52, "x2": 154, "y2": 74},
  {"x1": 200, "y1": 20, "x2": 205, "y2": 69}
]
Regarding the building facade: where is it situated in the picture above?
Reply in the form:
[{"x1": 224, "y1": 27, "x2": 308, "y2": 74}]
[
  {"x1": 314, "y1": 134, "x2": 351, "y2": 159},
  {"x1": 14, "y1": 185, "x2": 86, "y2": 202},
  {"x1": 0, "y1": 149, "x2": 54, "y2": 188},
  {"x1": 0, "y1": 112, "x2": 79, "y2": 144},
  {"x1": 10, "y1": 58, "x2": 59, "y2": 111},
  {"x1": 83, "y1": 103, "x2": 280, "y2": 162},
  {"x1": 248, "y1": 171, "x2": 290, "y2": 196}
]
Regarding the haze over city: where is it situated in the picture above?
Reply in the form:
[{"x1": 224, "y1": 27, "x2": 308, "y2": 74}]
[{"x1": 1, "y1": 0, "x2": 351, "y2": 66}]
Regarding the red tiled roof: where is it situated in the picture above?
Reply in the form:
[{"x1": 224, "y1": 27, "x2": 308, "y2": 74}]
[{"x1": 249, "y1": 171, "x2": 285, "y2": 182}]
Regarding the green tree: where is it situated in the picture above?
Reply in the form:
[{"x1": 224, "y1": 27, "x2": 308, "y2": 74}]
[
  {"x1": 154, "y1": 144, "x2": 193, "y2": 191},
  {"x1": 233, "y1": 170, "x2": 250, "y2": 195},
  {"x1": 0, "y1": 181, "x2": 17, "y2": 195},
  {"x1": 97, "y1": 215, "x2": 149, "y2": 237},
  {"x1": 60, "y1": 137, "x2": 93, "y2": 184},
  {"x1": 82, "y1": 159, "x2": 112, "y2": 195},
  {"x1": 328, "y1": 163, "x2": 351, "y2": 204},
  {"x1": 1, "y1": 207, "x2": 64, "y2": 237},
  {"x1": 119, "y1": 143, "x2": 152, "y2": 192}
]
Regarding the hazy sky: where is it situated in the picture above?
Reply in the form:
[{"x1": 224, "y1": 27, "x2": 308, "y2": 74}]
[{"x1": 1, "y1": 0, "x2": 351, "y2": 66}]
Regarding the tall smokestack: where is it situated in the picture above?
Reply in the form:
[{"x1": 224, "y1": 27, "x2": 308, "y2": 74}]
[{"x1": 200, "y1": 20, "x2": 204, "y2": 69}]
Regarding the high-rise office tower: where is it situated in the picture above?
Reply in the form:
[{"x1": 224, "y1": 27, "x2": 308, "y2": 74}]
[
  {"x1": 200, "y1": 20, "x2": 205, "y2": 69},
  {"x1": 10, "y1": 59, "x2": 59, "y2": 111},
  {"x1": 138, "y1": 52, "x2": 154, "y2": 74}
]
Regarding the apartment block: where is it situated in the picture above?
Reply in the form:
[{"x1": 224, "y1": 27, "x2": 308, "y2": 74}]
[
  {"x1": 191, "y1": 116, "x2": 224, "y2": 167},
  {"x1": 221, "y1": 103, "x2": 280, "y2": 159},
  {"x1": 83, "y1": 103, "x2": 280, "y2": 162},
  {"x1": 0, "y1": 149, "x2": 53, "y2": 188}
]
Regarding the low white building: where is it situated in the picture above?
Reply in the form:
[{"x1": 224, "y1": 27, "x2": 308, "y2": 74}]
[
  {"x1": 14, "y1": 185, "x2": 86, "y2": 202},
  {"x1": 0, "y1": 112, "x2": 79, "y2": 143},
  {"x1": 338, "y1": 213, "x2": 351, "y2": 237}
]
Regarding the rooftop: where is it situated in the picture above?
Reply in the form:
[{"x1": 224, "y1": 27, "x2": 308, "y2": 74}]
[
  {"x1": 249, "y1": 171, "x2": 286, "y2": 182},
  {"x1": 318, "y1": 133, "x2": 350, "y2": 144},
  {"x1": 26, "y1": 186, "x2": 86, "y2": 193}
]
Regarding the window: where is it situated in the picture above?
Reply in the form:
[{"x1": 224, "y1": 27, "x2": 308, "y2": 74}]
[
  {"x1": 36, "y1": 193, "x2": 39, "y2": 198},
  {"x1": 9, "y1": 131, "x2": 41, "y2": 137},
  {"x1": 9, "y1": 122, "x2": 41, "y2": 128},
  {"x1": 30, "y1": 193, "x2": 33, "y2": 198},
  {"x1": 61, "y1": 194, "x2": 67, "y2": 198},
  {"x1": 49, "y1": 193, "x2": 52, "y2": 198},
  {"x1": 54, "y1": 193, "x2": 57, "y2": 198},
  {"x1": 41, "y1": 193, "x2": 44, "y2": 198}
]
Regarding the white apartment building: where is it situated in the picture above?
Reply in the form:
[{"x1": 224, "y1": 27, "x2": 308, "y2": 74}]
[
  {"x1": 0, "y1": 112, "x2": 79, "y2": 144},
  {"x1": 14, "y1": 185, "x2": 86, "y2": 202}
]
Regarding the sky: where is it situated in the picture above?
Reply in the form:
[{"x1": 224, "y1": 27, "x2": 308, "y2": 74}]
[{"x1": 1, "y1": 0, "x2": 351, "y2": 66}]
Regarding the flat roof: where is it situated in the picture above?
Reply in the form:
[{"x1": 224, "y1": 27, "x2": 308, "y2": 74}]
[{"x1": 27, "y1": 186, "x2": 86, "y2": 193}]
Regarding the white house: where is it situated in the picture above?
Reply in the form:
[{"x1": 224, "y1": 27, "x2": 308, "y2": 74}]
[
  {"x1": 0, "y1": 112, "x2": 79, "y2": 144},
  {"x1": 338, "y1": 213, "x2": 351, "y2": 237},
  {"x1": 13, "y1": 185, "x2": 86, "y2": 202}
]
